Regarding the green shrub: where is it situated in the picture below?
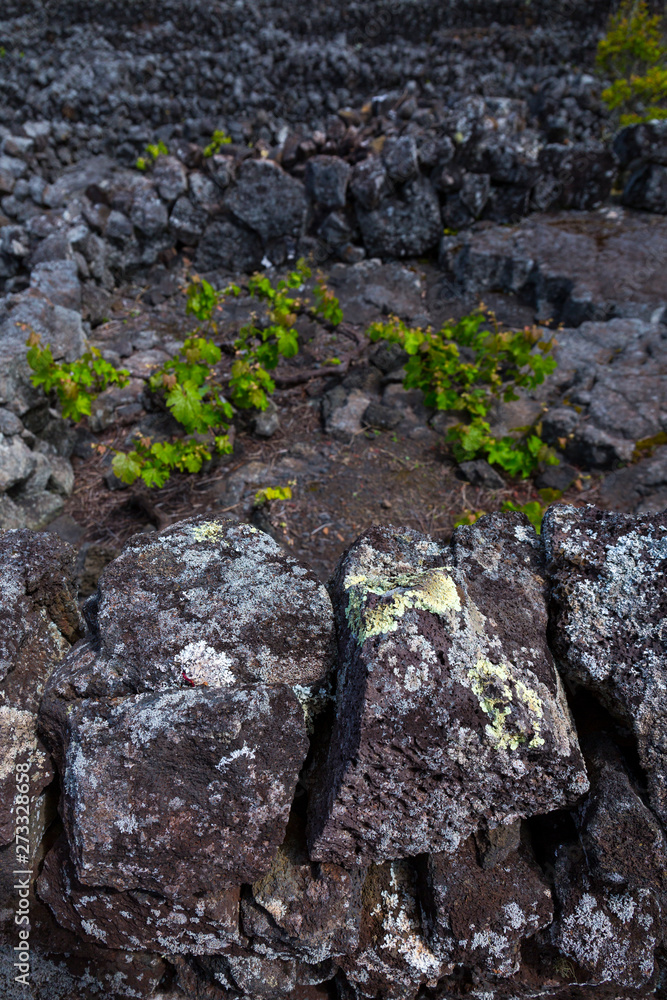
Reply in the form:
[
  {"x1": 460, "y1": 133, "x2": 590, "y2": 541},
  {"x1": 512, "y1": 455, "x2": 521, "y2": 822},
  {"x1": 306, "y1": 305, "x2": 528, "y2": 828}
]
[
  {"x1": 136, "y1": 140, "x2": 169, "y2": 171},
  {"x1": 26, "y1": 333, "x2": 130, "y2": 421},
  {"x1": 203, "y1": 129, "x2": 233, "y2": 157},
  {"x1": 597, "y1": 0, "x2": 667, "y2": 125},
  {"x1": 367, "y1": 310, "x2": 559, "y2": 478}
]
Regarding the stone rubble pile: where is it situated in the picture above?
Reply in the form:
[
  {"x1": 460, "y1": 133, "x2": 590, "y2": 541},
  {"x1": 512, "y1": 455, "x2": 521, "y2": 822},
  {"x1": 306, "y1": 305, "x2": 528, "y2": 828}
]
[{"x1": 0, "y1": 507, "x2": 666, "y2": 999}]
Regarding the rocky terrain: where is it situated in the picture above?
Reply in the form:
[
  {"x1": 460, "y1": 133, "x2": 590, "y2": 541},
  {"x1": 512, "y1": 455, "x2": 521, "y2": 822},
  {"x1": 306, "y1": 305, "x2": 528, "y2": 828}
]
[
  {"x1": 1, "y1": 508, "x2": 666, "y2": 999},
  {"x1": 0, "y1": 0, "x2": 666, "y2": 994}
]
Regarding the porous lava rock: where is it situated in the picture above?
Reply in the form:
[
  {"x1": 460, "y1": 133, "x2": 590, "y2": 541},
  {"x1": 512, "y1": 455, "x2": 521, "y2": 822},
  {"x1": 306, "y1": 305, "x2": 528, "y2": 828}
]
[
  {"x1": 419, "y1": 833, "x2": 553, "y2": 977},
  {"x1": 37, "y1": 834, "x2": 242, "y2": 955},
  {"x1": 38, "y1": 517, "x2": 334, "y2": 901},
  {"x1": 549, "y1": 739, "x2": 666, "y2": 989},
  {"x1": 543, "y1": 504, "x2": 667, "y2": 826},
  {"x1": 307, "y1": 514, "x2": 588, "y2": 867}
]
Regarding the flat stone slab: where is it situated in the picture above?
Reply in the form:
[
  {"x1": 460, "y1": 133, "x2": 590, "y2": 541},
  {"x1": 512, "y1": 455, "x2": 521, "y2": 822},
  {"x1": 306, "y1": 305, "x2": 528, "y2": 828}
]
[
  {"x1": 439, "y1": 209, "x2": 667, "y2": 326},
  {"x1": 307, "y1": 514, "x2": 588, "y2": 867}
]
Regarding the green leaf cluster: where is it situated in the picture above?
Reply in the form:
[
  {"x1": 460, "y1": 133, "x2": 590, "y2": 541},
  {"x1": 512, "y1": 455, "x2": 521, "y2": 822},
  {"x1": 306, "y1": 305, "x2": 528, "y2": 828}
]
[
  {"x1": 136, "y1": 139, "x2": 169, "y2": 171},
  {"x1": 26, "y1": 333, "x2": 130, "y2": 421},
  {"x1": 367, "y1": 311, "x2": 559, "y2": 478},
  {"x1": 254, "y1": 485, "x2": 293, "y2": 506},
  {"x1": 597, "y1": 1, "x2": 667, "y2": 125},
  {"x1": 204, "y1": 129, "x2": 233, "y2": 157}
]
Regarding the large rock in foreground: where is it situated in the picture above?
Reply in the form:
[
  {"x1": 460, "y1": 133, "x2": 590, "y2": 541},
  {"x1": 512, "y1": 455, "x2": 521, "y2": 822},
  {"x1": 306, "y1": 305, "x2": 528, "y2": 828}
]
[
  {"x1": 39, "y1": 517, "x2": 334, "y2": 900},
  {"x1": 544, "y1": 504, "x2": 667, "y2": 826},
  {"x1": 307, "y1": 515, "x2": 588, "y2": 867}
]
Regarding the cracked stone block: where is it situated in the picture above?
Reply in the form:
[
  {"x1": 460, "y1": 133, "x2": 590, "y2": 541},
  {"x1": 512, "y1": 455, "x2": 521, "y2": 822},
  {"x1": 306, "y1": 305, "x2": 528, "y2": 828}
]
[
  {"x1": 38, "y1": 517, "x2": 334, "y2": 897},
  {"x1": 41, "y1": 678, "x2": 308, "y2": 897},
  {"x1": 339, "y1": 860, "x2": 446, "y2": 1000},
  {"x1": 307, "y1": 515, "x2": 588, "y2": 867},
  {"x1": 37, "y1": 834, "x2": 242, "y2": 954},
  {"x1": 419, "y1": 833, "x2": 553, "y2": 977},
  {"x1": 544, "y1": 504, "x2": 667, "y2": 826}
]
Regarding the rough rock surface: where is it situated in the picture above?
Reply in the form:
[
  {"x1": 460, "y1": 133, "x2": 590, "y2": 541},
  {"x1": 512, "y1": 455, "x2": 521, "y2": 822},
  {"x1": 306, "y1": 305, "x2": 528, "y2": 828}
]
[
  {"x1": 439, "y1": 209, "x2": 667, "y2": 325},
  {"x1": 37, "y1": 834, "x2": 243, "y2": 955},
  {"x1": 340, "y1": 860, "x2": 445, "y2": 999},
  {"x1": 544, "y1": 505, "x2": 667, "y2": 826},
  {"x1": 38, "y1": 517, "x2": 333, "y2": 901},
  {"x1": 419, "y1": 833, "x2": 553, "y2": 977},
  {"x1": 241, "y1": 812, "x2": 366, "y2": 964},
  {"x1": 307, "y1": 514, "x2": 588, "y2": 867}
]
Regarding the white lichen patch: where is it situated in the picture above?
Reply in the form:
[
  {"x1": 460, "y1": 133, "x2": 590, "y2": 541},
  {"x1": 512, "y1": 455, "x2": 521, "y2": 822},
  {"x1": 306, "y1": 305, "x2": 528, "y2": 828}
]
[
  {"x1": 344, "y1": 567, "x2": 461, "y2": 644},
  {"x1": 467, "y1": 658, "x2": 545, "y2": 750},
  {"x1": 174, "y1": 641, "x2": 236, "y2": 687}
]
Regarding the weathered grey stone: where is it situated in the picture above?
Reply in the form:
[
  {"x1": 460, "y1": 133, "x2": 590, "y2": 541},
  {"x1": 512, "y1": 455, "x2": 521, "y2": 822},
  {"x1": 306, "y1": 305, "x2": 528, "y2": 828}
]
[
  {"x1": 459, "y1": 458, "x2": 505, "y2": 490},
  {"x1": 419, "y1": 833, "x2": 553, "y2": 977},
  {"x1": 225, "y1": 159, "x2": 308, "y2": 242},
  {"x1": 153, "y1": 155, "x2": 188, "y2": 202},
  {"x1": 38, "y1": 517, "x2": 334, "y2": 898},
  {"x1": 439, "y1": 210, "x2": 667, "y2": 327},
  {"x1": 307, "y1": 515, "x2": 588, "y2": 867},
  {"x1": 195, "y1": 218, "x2": 263, "y2": 274},
  {"x1": 13, "y1": 491, "x2": 65, "y2": 530},
  {"x1": 544, "y1": 505, "x2": 667, "y2": 825},
  {"x1": 130, "y1": 184, "x2": 169, "y2": 238},
  {"x1": 41, "y1": 680, "x2": 308, "y2": 897},
  {"x1": 0, "y1": 434, "x2": 35, "y2": 491},
  {"x1": 169, "y1": 195, "x2": 207, "y2": 244},
  {"x1": 83, "y1": 516, "x2": 335, "y2": 692},
  {"x1": 600, "y1": 445, "x2": 667, "y2": 514},
  {"x1": 29, "y1": 260, "x2": 82, "y2": 311},
  {"x1": 381, "y1": 136, "x2": 419, "y2": 183},
  {"x1": 349, "y1": 157, "x2": 389, "y2": 210},
  {"x1": 614, "y1": 120, "x2": 667, "y2": 169},
  {"x1": 322, "y1": 387, "x2": 371, "y2": 439},
  {"x1": 304, "y1": 155, "x2": 350, "y2": 209},
  {"x1": 356, "y1": 176, "x2": 441, "y2": 258}
]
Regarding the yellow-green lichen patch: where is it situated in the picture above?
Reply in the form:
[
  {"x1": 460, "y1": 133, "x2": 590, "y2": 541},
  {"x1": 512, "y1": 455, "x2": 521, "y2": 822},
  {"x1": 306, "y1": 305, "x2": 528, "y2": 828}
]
[
  {"x1": 192, "y1": 520, "x2": 228, "y2": 543},
  {"x1": 344, "y1": 568, "x2": 461, "y2": 645},
  {"x1": 467, "y1": 658, "x2": 545, "y2": 751}
]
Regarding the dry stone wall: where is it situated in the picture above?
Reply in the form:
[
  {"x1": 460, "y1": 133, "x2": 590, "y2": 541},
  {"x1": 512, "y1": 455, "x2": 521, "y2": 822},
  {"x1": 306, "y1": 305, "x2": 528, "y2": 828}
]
[{"x1": 0, "y1": 506, "x2": 666, "y2": 999}]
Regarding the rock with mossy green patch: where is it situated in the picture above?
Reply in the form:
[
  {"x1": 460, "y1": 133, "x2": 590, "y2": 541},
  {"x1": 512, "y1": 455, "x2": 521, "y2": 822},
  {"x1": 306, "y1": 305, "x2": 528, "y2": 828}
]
[
  {"x1": 307, "y1": 515, "x2": 588, "y2": 867},
  {"x1": 38, "y1": 516, "x2": 332, "y2": 902}
]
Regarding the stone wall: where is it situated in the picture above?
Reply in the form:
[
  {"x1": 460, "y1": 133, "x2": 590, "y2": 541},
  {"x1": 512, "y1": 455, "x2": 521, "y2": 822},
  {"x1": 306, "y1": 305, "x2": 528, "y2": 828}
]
[{"x1": 0, "y1": 505, "x2": 666, "y2": 998}]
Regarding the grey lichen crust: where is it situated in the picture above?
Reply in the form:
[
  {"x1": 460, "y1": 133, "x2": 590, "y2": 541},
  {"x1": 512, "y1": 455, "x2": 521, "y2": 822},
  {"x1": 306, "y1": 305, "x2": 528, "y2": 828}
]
[
  {"x1": 544, "y1": 504, "x2": 667, "y2": 825},
  {"x1": 307, "y1": 515, "x2": 588, "y2": 867}
]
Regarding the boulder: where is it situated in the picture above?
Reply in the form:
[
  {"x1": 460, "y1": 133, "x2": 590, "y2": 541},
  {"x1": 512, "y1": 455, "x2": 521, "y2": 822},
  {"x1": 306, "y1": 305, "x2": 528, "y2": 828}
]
[
  {"x1": 225, "y1": 159, "x2": 308, "y2": 243},
  {"x1": 623, "y1": 162, "x2": 667, "y2": 214},
  {"x1": 195, "y1": 218, "x2": 263, "y2": 273},
  {"x1": 544, "y1": 505, "x2": 667, "y2": 826},
  {"x1": 355, "y1": 176, "x2": 441, "y2": 258},
  {"x1": 39, "y1": 517, "x2": 335, "y2": 898},
  {"x1": 304, "y1": 155, "x2": 350, "y2": 209},
  {"x1": 307, "y1": 515, "x2": 588, "y2": 867},
  {"x1": 37, "y1": 831, "x2": 242, "y2": 954}
]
